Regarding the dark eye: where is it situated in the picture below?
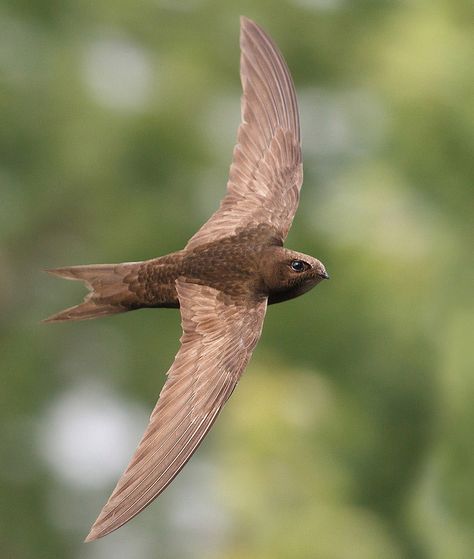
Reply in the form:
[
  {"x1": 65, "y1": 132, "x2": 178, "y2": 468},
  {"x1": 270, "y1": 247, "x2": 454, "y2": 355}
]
[{"x1": 290, "y1": 260, "x2": 307, "y2": 272}]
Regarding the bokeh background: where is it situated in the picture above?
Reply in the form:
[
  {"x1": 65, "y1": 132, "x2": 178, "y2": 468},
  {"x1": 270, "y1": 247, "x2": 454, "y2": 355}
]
[{"x1": 1, "y1": 1, "x2": 472, "y2": 558}]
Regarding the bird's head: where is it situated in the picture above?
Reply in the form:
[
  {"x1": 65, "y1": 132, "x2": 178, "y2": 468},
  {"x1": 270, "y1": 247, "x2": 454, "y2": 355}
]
[{"x1": 259, "y1": 247, "x2": 329, "y2": 303}]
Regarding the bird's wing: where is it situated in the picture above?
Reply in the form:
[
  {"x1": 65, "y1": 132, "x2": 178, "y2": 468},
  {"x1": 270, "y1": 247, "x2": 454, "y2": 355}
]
[
  {"x1": 85, "y1": 279, "x2": 267, "y2": 541},
  {"x1": 186, "y1": 17, "x2": 302, "y2": 251}
]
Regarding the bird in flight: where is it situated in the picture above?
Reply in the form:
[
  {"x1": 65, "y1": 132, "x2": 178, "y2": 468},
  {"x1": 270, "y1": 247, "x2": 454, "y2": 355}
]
[{"x1": 45, "y1": 16, "x2": 329, "y2": 541}]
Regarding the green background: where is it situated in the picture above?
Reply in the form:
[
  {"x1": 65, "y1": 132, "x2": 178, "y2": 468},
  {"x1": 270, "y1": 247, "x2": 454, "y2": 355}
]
[{"x1": 1, "y1": 1, "x2": 472, "y2": 558}]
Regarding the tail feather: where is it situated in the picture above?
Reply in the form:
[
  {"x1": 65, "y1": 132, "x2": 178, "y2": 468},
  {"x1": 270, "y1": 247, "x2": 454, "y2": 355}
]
[{"x1": 43, "y1": 263, "x2": 141, "y2": 323}]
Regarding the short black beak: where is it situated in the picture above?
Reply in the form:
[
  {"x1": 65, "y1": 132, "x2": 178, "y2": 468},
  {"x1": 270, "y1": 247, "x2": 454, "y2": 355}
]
[{"x1": 319, "y1": 271, "x2": 330, "y2": 280}]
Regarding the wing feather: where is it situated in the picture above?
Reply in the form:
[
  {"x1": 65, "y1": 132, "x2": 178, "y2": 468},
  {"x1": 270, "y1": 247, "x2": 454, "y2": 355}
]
[
  {"x1": 85, "y1": 279, "x2": 267, "y2": 541},
  {"x1": 186, "y1": 17, "x2": 303, "y2": 250}
]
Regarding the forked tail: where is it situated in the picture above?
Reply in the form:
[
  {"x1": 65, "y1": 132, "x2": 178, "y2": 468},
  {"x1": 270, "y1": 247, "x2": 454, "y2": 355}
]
[{"x1": 43, "y1": 263, "x2": 142, "y2": 323}]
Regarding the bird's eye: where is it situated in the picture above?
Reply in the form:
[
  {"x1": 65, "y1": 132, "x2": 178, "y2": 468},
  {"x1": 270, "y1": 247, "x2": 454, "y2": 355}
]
[{"x1": 290, "y1": 260, "x2": 307, "y2": 272}]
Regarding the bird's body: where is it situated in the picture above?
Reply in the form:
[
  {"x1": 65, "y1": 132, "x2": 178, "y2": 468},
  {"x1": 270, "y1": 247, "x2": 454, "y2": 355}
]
[
  {"x1": 45, "y1": 17, "x2": 329, "y2": 541},
  {"x1": 47, "y1": 223, "x2": 326, "y2": 319}
]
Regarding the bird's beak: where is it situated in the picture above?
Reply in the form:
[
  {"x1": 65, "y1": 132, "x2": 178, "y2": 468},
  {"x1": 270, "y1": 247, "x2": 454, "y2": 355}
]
[{"x1": 319, "y1": 270, "x2": 330, "y2": 280}]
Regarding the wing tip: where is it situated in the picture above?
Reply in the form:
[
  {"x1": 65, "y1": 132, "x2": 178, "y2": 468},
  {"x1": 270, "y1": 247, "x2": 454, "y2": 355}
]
[
  {"x1": 84, "y1": 519, "x2": 113, "y2": 542},
  {"x1": 84, "y1": 531, "x2": 98, "y2": 543},
  {"x1": 240, "y1": 15, "x2": 268, "y2": 38},
  {"x1": 240, "y1": 15, "x2": 264, "y2": 30}
]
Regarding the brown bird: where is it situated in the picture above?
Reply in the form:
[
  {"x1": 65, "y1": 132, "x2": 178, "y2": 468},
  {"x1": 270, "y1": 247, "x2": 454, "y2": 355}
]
[{"x1": 45, "y1": 17, "x2": 329, "y2": 541}]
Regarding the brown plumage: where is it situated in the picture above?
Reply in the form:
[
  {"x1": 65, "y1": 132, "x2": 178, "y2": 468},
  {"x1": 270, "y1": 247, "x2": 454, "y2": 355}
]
[{"x1": 45, "y1": 17, "x2": 329, "y2": 541}]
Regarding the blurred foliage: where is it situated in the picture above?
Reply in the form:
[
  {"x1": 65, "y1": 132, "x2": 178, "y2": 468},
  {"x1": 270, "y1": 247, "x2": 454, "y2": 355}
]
[{"x1": 0, "y1": 1, "x2": 473, "y2": 558}]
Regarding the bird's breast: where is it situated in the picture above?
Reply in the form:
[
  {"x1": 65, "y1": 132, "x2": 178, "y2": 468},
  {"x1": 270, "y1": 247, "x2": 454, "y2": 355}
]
[{"x1": 182, "y1": 234, "x2": 271, "y2": 299}]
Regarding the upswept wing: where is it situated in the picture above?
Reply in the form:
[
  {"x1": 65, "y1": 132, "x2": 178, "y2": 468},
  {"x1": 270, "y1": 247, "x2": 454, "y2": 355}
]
[
  {"x1": 86, "y1": 279, "x2": 267, "y2": 541},
  {"x1": 186, "y1": 17, "x2": 303, "y2": 251}
]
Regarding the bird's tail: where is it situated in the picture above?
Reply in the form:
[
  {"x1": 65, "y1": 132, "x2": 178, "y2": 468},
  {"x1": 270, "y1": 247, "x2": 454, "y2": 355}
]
[{"x1": 43, "y1": 262, "x2": 142, "y2": 323}]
